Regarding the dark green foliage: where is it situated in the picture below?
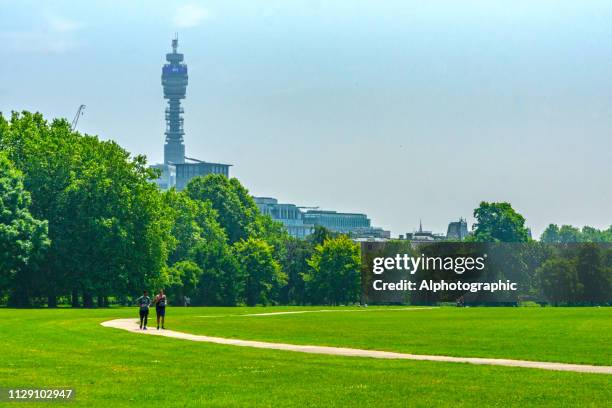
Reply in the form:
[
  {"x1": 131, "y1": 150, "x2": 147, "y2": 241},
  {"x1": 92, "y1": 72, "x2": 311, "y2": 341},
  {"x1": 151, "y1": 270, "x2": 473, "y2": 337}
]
[
  {"x1": 540, "y1": 224, "x2": 560, "y2": 243},
  {"x1": 537, "y1": 258, "x2": 582, "y2": 306},
  {"x1": 179, "y1": 174, "x2": 289, "y2": 305},
  {"x1": 166, "y1": 260, "x2": 203, "y2": 304},
  {"x1": 470, "y1": 201, "x2": 531, "y2": 243},
  {"x1": 279, "y1": 237, "x2": 313, "y2": 304},
  {"x1": 184, "y1": 174, "x2": 262, "y2": 244},
  {"x1": 576, "y1": 244, "x2": 611, "y2": 304},
  {"x1": 0, "y1": 154, "x2": 49, "y2": 306},
  {"x1": 164, "y1": 189, "x2": 241, "y2": 305},
  {"x1": 191, "y1": 239, "x2": 242, "y2": 306},
  {"x1": 2, "y1": 111, "x2": 609, "y2": 308},
  {"x1": 305, "y1": 235, "x2": 361, "y2": 305},
  {"x1": 541, "y1": 223, "x2": 612, "y2": 243},
  {"x1": 308, "y1": 225, "x2": 336, "y2": 246},
  {"x1": 0, "y1": 112, "x2": 171, "y2": 306},
  {"x1": 163, "y1": 186, "x2": 240, "y2": 306},
  {"x1": 234, "y1": 238, "x2": 286, "y2": 306}
]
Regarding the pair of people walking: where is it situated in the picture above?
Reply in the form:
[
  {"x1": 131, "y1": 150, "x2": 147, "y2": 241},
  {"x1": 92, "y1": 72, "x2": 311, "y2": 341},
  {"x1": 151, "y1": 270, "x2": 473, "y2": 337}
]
[{"x1": 136, "y1": 289, "x2": 167, "y2": 330}]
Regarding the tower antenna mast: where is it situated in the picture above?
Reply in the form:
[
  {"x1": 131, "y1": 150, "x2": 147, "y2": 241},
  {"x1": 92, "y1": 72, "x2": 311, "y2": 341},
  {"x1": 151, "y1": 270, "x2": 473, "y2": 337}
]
[{"x1": 162, "y1": 34, "x2": 188, "y2": 164}]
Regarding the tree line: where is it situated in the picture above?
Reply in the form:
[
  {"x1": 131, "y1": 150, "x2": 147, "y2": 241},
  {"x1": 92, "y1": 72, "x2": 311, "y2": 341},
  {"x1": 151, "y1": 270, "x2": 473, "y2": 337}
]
[
  {"x1": 411, "y1": 202, "x2": 611, "y2": 306},
  {"x1": 0, "y1": 112, "x2": 610, "y2": 307},
  {"x1": 0, "y1": 112, "x2": 361, "y2": 307}
]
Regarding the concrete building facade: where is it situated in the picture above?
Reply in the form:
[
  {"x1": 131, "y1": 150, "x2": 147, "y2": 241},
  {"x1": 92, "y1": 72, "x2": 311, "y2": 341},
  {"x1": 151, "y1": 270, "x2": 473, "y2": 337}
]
[
  {"x1": 254, "y1": 197, "x2": 390, "y2": 239},
  {"x1": 446, "y1": 218, "x2": 469, "y2": 240},
  {"x1": 253, "y1": 197, "x2": 314, "y2": 238}
]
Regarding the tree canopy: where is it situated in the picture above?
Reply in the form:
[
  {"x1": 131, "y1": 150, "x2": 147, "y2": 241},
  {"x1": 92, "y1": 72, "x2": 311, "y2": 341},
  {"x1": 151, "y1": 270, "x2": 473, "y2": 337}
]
[
  {"x1": 470, "y1": 201, "x2": 531, "y2": 243},
  {"x1": 0, "y1": 112, "x2": 171, "y2": 306},
  {"x1": 305, "y1": 235, "x2": 361, "y2": 305},
  {"x1": 0, "y1": 153, "x2": 49, "y2": 306},
  {"x1": 1, "y1": 111, "x2": 609, "y2": 308},
  {"x1": 541, "y1": 223, "x2": 612, "y2": 243}
]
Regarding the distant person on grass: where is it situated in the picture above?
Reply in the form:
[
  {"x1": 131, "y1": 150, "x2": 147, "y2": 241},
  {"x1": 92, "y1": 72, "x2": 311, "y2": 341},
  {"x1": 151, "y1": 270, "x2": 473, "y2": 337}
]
[
  {"x1": 154, "y1": 289, "x2": 167, "y2": 330},
  {"x1": 136, "y1": 290, "x2": 151, "y2": 330}
]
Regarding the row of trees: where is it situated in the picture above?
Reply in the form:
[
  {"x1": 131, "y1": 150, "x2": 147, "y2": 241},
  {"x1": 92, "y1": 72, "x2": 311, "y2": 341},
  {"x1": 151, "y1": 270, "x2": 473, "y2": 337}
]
[
  {"x1": 160, "y1": 173, "x2": 361, "y2": 306},
  {"x1": 538, "y1": 244, "x2": 612, "y2": 305},
  {"x1": 0, "y1": 112, "x2": 609, "y2": 307},
  {"x1": 0, "y1": 112, "x2": 361, "y2": 307},
  {"x1": 469, "y1": 202, "x2": 611, "y2": 304},
  {"x1": 537, "y1": 221, "x2": 612, "y2": 305},
  {"x1": 392, "y1": 202, "x2": 611, "y2": 306},
  {"x1": 541, "y1": 224, "x2": 612, "y2": 244}
]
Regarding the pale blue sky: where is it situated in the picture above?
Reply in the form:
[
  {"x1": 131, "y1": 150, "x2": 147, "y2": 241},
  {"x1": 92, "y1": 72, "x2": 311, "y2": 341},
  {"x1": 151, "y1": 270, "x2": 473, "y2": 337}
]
[{"x1": 1, "y1": 0, "x2": 611, "y2": 237}]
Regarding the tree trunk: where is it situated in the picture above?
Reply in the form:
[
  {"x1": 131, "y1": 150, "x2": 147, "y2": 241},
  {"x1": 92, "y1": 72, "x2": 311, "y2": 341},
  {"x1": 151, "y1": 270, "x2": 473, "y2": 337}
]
[
  {"x1": 97, "y1": 296, "x2": 105, "y2": 308},
  {"x1": 83, "y1": 293, "x2": 94, "y2": 308},
  {"x1": 47, "y1": 294, "x2": 57, "y2": 308},
  {"x1": 8, "y1": 286, "x2": 30, "y2": 308},
  {"x1": 71, "y1": 289, "x2": 80, "y2": 308}
]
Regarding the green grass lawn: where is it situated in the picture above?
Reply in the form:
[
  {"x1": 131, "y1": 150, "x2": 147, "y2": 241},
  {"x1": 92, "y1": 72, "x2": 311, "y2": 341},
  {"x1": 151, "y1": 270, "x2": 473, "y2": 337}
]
[
  {"x1": 169, "y1": 306, "x2": 612, "y2": 365},
  {"x1": 0, "y1": 307, "x2": 611, "y2": 407}
]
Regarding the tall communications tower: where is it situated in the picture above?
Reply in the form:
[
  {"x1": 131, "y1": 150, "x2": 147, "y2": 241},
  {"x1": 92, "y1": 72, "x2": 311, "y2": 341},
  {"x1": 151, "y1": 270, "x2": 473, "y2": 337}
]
[
  {"x1": 162, "y1": 34, "x2": 188, "y2": 164},
  {"x1": 152, "y1": 36, "x2": 231, "y2": 191}
]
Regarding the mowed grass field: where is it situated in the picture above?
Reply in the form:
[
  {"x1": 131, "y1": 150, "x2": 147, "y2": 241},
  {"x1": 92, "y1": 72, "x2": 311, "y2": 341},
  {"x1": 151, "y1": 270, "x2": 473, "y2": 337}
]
[
  {"x1": 1, "y1": 307, "x2": 611, "y2": 407},
  {"x1": 171, "y1": 306, "x2": 612, "y2": 365}
]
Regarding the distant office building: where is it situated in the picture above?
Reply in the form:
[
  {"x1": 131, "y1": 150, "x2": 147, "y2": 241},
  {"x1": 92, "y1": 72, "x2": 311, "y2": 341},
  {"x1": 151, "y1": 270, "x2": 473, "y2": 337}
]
[
  {"x1": 253, "y1": 197, "x2": 314, "y2": 238},
  {"x1": 253, "y1": 197, "x2": 390, "y2": 239},
  {"x1": 175, "y1": 159, "x2": 230, "y2": 191},
  {"x1": 446, "y1": 218, "x2": 469, "y2": 240},
  {"x1": 302, "y1": 210, "x2": 369, "y2": 232},
  {"x1": 152, "y1": 36, "x2": 230, "y2": 190},
  {"x1": 302, "y1": 210, "x2": 390, "y2": 238}
]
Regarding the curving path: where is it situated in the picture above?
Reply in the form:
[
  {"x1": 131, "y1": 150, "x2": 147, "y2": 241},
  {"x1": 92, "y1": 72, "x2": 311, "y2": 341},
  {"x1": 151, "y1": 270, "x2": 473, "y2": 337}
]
[
  {"x1": 195, "y1": 307, "x2": 438, "y2": 318},
  {"x1": 240, "y1": 307, "x2": 438, "y2": 317},
  {"x1": 101, "y1": 318, "x2": 612, "y2": 375}
]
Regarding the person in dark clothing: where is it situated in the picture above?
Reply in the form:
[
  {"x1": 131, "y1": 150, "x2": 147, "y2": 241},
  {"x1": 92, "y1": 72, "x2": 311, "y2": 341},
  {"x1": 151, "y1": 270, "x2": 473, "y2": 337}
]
[
  {"x1": 153, "y1": 289, "x2": 167, "y2": 330},
  {"x1": 136, "y1": 290, "x2": 151, "y2": 330}
]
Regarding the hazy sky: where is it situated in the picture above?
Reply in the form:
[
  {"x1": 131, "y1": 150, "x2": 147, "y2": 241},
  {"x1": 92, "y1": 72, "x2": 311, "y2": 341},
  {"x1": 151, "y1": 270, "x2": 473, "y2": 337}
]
[{"x1": 1, "y1": 0, "x2": 611, "y2": 237}]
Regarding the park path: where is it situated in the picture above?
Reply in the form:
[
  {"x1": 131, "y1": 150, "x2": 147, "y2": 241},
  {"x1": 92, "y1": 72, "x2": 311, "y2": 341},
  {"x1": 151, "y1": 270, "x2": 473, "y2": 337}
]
[
  {"x1": 193, "y1": 307, "x2": 438, "y2": 318},
  {"x1": 101, "y1": 318, "x2": 612, "y2": 375},
  {"x1": 240, "y1": 307, "x2": 438, "y2": 317}
]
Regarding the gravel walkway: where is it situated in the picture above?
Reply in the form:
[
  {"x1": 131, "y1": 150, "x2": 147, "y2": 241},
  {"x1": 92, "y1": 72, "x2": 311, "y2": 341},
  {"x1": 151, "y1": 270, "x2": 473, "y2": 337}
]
[{"x1": 101, "y1": 318, "x2": 612, "y2": 374}]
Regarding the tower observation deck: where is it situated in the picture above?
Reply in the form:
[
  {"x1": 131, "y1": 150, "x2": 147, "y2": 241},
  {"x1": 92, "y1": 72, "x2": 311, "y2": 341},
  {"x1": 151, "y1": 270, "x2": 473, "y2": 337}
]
[
  {"x1": 152, "y1": 36, "x2": 231, "y2": 191},
  {"x1": 162, "y1": 35, "x2": 188, "y2": 164}
]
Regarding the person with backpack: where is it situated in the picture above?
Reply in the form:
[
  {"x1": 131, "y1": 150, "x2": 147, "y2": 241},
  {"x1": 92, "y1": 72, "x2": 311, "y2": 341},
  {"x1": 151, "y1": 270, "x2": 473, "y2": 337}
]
[
  {"x1": 136, "y1": 290, "x2": 152, "y2": 330},
  {"x1": 153, "y1": 289, "x2": 167, "y2": 330}
]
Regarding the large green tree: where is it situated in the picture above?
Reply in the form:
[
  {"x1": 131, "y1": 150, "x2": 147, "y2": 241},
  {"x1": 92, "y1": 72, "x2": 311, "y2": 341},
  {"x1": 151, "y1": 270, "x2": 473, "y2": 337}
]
[
  {"x1": 305, "y1": 235, "x2": 361, "y2": 305},
  {"x1": 183, "y1": 174, "x2": 289, "y2": 305},
  {"x1": 185, "y1": 175, "x2": 262, "y2": 244},
  {"x1": 164, "y1": 189, "x2": 225, "y2": 265},
  {"x1": 234, "y1": 238, "x2": 286, "y2": 306},
  {"x1": 537, "y1": 258, "x2": 582, "y2": 306},
  {"x1": 470, "y1": 201, "x2": 530, "y2": 243},
  {"x1": 50, "y1": 138, "x2": 172, "y2": 306},
  {"x1": 0, "y1": 112, "x2": 80, "y2": 305},
  {"x1": 0, "y1": 154, "x2": 49, "y2": 306},
  {"x1": 280, "y1": 237, "x2": 314, "y2": 305},
  {"x1": 0, "y1": 112, "x2": 172, "y2": 307},
  {"x1": 540, "y1": 224, "x2": 560, "y2": 243},
  {"x1": 575, "y1": 244, "x2": 611, "y2": 304},
  {"x1": 164, "y1": 189, "x2": 244, "y2": 306}
]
